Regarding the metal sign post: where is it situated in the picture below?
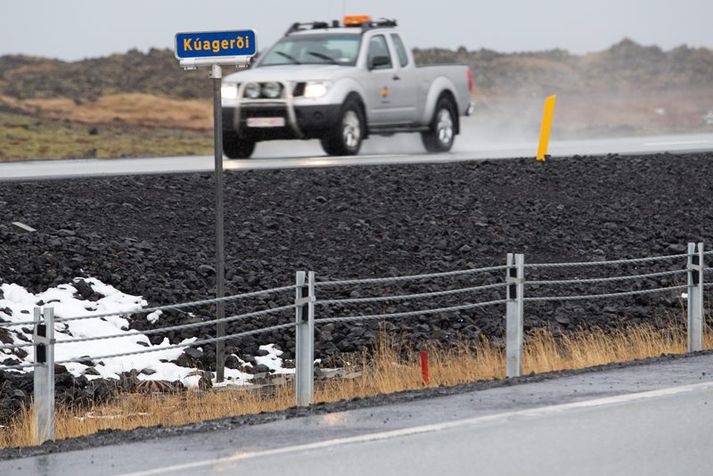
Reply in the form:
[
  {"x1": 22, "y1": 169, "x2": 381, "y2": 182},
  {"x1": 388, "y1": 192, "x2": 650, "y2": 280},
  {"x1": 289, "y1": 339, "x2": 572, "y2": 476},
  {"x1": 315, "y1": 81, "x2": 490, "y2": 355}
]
[
  {"x1": 211, "y1": 63, "x2": 226, "y2": 382},
  {"x1": 176, "y1": 29, "x2": 256, "y2": 382}
]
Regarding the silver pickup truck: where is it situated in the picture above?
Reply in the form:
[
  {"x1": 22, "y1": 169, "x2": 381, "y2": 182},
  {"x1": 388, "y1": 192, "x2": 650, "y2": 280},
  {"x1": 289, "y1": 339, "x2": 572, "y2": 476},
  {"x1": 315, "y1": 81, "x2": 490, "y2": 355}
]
[{"x1": 221, "y1": 16, "x2": 474, "y2": 158}]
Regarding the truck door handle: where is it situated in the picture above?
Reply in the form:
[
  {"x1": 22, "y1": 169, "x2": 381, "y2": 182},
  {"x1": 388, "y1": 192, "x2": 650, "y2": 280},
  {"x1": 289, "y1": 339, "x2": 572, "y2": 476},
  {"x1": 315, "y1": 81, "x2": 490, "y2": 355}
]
[{"x1": 393, "y1": 75, "x2": 401, "y2": 81}]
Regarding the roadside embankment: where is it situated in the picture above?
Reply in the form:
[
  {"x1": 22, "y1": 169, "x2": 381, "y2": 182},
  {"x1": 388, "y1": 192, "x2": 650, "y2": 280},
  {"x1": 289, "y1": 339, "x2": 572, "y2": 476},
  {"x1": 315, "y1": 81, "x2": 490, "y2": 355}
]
[{"x1": 1, "y1": 152, "x2": 712, "y2": 427}]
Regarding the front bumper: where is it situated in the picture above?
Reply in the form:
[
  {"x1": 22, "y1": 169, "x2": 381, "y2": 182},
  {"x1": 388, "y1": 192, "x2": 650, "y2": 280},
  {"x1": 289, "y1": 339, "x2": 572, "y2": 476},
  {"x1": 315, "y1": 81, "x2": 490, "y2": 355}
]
[
  {"x1": 223, "y1": 103, "x2": 341, "y2": 141},
  {"x1": 223, "y1": 104, "x2": 340, "y2": 142}
]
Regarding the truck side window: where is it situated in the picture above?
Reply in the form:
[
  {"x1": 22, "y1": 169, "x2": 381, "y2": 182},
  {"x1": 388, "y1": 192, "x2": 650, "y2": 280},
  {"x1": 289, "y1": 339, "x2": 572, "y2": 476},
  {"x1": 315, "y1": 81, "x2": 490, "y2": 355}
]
[
  {"x1": 390, "y1": 34, "x2": 409, "y2": 68},
  {"x1": 367, "y1": 35, "x2": 392, "y2": 70}
]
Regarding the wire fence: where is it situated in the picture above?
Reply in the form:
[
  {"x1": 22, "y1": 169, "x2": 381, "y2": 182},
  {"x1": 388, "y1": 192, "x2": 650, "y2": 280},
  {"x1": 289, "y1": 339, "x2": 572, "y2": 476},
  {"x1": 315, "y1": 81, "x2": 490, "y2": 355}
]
[
  {"x1": 0, "y1": 247, "x2": 703, "y2": 371},
  {"x1": 0, "y1": 243, "x2": 709, "y2": 445}
]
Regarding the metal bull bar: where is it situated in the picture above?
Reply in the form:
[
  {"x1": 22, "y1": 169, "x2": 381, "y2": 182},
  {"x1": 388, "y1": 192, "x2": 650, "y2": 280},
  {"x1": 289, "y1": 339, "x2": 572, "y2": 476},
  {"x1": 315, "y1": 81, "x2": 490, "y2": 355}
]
[{"x1": 232, "y1": 82, "x2": 304, "y2": 139}]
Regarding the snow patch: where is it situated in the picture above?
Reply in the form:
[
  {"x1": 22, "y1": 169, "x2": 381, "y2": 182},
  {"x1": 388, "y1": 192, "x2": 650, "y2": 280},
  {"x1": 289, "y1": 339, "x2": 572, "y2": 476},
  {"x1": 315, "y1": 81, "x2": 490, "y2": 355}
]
[
  {"x1": 255, "y1": 344, "x2": 295, "y2": 375},
  {"x1": 146, "y1": 310, "x2": 162, "y2": 324},
  {"x1": 0, "y1": 279, "x2": 290, "y2": 388}
]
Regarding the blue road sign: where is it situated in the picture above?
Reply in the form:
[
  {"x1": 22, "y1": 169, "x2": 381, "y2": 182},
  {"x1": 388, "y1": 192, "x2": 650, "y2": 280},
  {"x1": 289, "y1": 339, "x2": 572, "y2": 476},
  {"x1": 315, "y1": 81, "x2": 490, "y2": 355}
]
[{"x1": 175, "y1": 30, "x2": 257, "y2": 59}]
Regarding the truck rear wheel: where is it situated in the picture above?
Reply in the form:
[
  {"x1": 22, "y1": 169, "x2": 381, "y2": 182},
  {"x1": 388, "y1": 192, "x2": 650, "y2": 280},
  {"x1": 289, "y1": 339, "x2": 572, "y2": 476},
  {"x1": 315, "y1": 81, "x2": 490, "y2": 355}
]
[
  {"x1": 421, "y1": 96, "x2": 456, "y2": 153},
  {"x1": 321, "y1": 98, "x2": 364, "y2": 156},
  {"x1": 223, "y1": 130, "x2": 255, "y2": 159}
]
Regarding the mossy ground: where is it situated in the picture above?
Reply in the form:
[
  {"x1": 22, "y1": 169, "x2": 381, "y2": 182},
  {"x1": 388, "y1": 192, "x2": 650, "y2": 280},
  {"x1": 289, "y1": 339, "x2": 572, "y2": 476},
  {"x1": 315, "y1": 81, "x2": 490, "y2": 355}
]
[{"x1": 0, "y1": 111, "x2": 211, "y2": 162}]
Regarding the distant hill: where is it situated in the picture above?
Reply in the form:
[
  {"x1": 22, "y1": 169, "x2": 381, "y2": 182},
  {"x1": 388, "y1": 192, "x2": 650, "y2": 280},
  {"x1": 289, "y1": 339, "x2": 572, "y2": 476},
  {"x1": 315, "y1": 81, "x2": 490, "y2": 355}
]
[
  {"x1": 0, "y1": 48, "x2": 210, "y2": 100},
  {"x1": 2, "y1": 39, "x2": 712, "y2": 101},
  {"x1": 413, "y1": 39, "x2": 713, "y2": 97}
]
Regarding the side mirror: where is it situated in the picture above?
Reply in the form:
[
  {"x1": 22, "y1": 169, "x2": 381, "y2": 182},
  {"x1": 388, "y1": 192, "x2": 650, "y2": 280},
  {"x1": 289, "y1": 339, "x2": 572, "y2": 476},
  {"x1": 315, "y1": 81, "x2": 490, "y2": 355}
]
[{"x1": 369, "y1": 55, "x2": 390, "y2": 70}]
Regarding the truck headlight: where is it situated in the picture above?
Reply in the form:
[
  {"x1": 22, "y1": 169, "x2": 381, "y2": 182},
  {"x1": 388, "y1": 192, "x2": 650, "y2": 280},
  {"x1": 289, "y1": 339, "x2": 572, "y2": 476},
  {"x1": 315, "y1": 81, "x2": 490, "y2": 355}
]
[
  {"x1": 221, "y1": 83, "x2": 239, "y2": 100},
  {"x1": 261, "y1": 82, "x2": 281, "y2": 99},
  {"x1": 304, "y1": 81, "x2": 331, "y2": 99},
  {"x1": 244, "y1": 82, "x2": 260, "y2": 99}
]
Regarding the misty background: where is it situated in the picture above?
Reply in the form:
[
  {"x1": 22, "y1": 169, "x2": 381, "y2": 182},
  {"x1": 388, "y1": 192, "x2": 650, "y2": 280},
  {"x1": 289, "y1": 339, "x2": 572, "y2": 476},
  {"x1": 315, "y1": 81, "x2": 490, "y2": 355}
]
[{"x1": 0, "y1": 0, "x2": 712, "y2": 160}]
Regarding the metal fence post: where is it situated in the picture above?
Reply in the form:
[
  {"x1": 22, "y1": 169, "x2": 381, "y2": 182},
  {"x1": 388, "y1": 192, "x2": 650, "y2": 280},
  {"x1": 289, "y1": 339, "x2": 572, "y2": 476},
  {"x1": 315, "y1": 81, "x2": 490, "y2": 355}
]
[
  {"x1": 506, "y1": 253, "x2": 525, "y2": 378},
  {"x1": 33, "y1": 306, "x2": 55, "y2": 445},
  {"x1": 295, "y1": 271, "x2": 314, "y2": 406},
  {"x1": 687, "y1": 242, "x2": 704, "y2": 352}
]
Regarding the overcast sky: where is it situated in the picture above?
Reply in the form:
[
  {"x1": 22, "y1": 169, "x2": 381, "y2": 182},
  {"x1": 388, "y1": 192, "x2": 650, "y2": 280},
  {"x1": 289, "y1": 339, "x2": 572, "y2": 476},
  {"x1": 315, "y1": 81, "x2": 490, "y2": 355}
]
[{"x1": 1, "y1": 0, "x2": 712, "y2": 60}]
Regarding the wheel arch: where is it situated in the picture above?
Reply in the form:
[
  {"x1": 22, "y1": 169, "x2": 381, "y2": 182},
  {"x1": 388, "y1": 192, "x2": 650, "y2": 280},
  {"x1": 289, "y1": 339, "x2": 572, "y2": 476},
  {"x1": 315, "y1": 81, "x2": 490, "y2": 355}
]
[{"x1": 423, "y1": 78, "x2": 460, "y2": 134}]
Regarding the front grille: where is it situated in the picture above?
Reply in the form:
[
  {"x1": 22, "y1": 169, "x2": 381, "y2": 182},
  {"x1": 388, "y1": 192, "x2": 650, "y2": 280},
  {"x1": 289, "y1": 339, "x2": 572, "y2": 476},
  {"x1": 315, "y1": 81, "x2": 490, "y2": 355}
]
[{"x1": 240, "y1": 107, "x2": 286, "y2": 118}]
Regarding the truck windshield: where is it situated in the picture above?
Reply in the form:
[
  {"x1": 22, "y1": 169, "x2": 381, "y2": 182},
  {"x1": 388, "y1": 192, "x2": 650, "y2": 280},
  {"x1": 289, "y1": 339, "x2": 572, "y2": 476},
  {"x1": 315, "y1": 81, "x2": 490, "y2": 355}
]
[{"x1": 259, "y1": 34, "x2": 360, "y2": 66}]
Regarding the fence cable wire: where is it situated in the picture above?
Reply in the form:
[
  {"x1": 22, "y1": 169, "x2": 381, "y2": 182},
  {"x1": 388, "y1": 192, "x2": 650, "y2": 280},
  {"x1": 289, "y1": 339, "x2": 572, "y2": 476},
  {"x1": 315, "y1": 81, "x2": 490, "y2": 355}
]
[
  {"x1": 0, "y1": 341, "x2": 35, "y2": 351},
  {"x1": 525, "y1": 269, "x2": 688, "y2": 286},
  {"x1": 0, "y1": 285, "x2": 295, "y2": 330},
  {"x1": 524, "y1": 285, "x2": 687, "y2": 303},
  {"x1": 0, "y1": 319, "x2": 39, "y2": 329},
  {"x1": 0, "y1": 285, "x2": 295, "y2": 329},
  {"x1": 316, "y1": 282, "x2": 507, "y2": 306},
  {"x1": 54, "y1": 322, "x2": 296, "y2": 365},
  {"x1": 0, "y1": 285, "x2": 295, "y2": 328},
  {"x1": 315, "y1": 265, "x2": 508, "y2": 287},
  {"x1": 526, "y1": 253, "x2": 689, "y2": 269},
  {"x1": 0, "y1": 362, "x2": 36, "y2": 371},
  {"x1": 316, "y1": 299, "x2": 507, "y2": 324},
  {"x1": 55, "y1": 304, "x2": 297, "y2": 345}
]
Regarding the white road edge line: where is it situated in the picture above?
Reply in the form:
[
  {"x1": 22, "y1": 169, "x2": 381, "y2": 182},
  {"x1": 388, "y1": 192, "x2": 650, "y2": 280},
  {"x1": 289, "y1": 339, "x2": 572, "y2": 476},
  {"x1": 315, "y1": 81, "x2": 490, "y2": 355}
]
[
  {"x1": 120, "y1": 380, "x2": 713, "y2": 476},
  {"x1": 643, "y1": 140, "x2": 712, "y2": 147}
]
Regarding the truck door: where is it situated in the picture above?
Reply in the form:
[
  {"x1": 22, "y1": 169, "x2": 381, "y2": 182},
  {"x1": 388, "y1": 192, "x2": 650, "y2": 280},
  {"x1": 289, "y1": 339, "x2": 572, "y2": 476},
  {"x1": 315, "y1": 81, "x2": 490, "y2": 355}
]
[
  {"x1": 387, "y1": 33, "x2": 418, "y2": 124},
  {"x1": 363, "y1": 34, "x2": 399, "y2": 125}
]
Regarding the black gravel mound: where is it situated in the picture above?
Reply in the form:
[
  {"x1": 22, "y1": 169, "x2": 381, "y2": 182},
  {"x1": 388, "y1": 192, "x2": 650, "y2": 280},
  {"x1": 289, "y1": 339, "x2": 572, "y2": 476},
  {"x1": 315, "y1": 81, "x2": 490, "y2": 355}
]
[{"x1": 1, "y1": 153, "x2": 711, "y2": 390}]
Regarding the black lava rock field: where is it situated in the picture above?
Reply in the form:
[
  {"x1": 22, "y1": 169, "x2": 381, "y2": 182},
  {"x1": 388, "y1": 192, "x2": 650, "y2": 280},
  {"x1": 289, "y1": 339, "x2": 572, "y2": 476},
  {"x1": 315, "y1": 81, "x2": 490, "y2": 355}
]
[{"x1": 1, "y1": 152, "x2": 712, "y2": 382}]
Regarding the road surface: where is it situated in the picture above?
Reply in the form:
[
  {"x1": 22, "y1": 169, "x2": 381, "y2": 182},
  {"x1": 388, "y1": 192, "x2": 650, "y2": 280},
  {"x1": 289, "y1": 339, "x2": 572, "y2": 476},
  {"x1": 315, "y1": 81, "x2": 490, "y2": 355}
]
[
  {"x1": 1, "y1": 131, "x2": 712, "y2": 182},
  {"x1": 3, "y1": 354, "x2": 713, "y2": 475}
]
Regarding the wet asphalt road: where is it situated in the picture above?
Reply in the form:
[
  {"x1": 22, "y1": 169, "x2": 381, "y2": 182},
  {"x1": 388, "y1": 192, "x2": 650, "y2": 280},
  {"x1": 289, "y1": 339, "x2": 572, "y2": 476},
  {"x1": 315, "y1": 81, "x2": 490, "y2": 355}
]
[
  {"x1": 1, "y1": 131, "x2": 712, "y2": 182},
  {"x1": 3, "y1": 353, "x2": 713, "y2": 475}
]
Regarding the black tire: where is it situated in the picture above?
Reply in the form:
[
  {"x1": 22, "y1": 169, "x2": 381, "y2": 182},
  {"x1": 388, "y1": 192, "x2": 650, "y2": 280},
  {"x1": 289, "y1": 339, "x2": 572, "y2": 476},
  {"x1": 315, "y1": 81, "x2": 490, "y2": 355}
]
[
  {"x1": 223, "y1": 130, "x2": 255, "y2": 159},
  {"x1": 320, "y1": 97, "x2": 365, "y2": 156},
  {"x1": 421, "y1": 96, "x2": 457, "y2": 153}
]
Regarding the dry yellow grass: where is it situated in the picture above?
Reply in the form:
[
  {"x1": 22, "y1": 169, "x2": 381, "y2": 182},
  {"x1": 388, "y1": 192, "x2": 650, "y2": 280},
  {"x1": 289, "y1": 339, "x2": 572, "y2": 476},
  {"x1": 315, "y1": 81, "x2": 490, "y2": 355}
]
[
  {"x1": 0, "y1": 93, "x2": 211, "y2": 130},
  {"x1": 1, "y1": 324, "x2": 709, "y2": 448}
]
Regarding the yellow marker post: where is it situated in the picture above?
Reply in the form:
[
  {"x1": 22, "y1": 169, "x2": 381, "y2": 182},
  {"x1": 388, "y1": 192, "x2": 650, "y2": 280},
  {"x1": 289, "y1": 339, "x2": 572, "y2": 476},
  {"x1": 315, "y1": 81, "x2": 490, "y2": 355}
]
[{"x1": 537, "y1": 95, "x2": 557, "y2": 161}]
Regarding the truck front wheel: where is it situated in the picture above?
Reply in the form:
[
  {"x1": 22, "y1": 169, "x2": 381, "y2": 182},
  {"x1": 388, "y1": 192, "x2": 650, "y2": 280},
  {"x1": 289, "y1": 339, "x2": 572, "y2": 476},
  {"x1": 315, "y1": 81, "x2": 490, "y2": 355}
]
[
  {"x1": 321, "y1": 98, "x2": 364, "y2": 156},
  {"x1": 421, "y1": 96, "x2": 456, "y2": 153},
  {"x1": 223, "y1": 130, "x2": 255, "y2": 159}
]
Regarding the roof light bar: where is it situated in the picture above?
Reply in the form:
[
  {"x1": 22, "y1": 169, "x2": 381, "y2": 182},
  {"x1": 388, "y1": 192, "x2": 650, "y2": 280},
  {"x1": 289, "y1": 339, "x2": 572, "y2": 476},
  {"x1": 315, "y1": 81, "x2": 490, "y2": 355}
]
[{"x1": 343, "y1": 15, "x2": 372, "y2": 26}]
